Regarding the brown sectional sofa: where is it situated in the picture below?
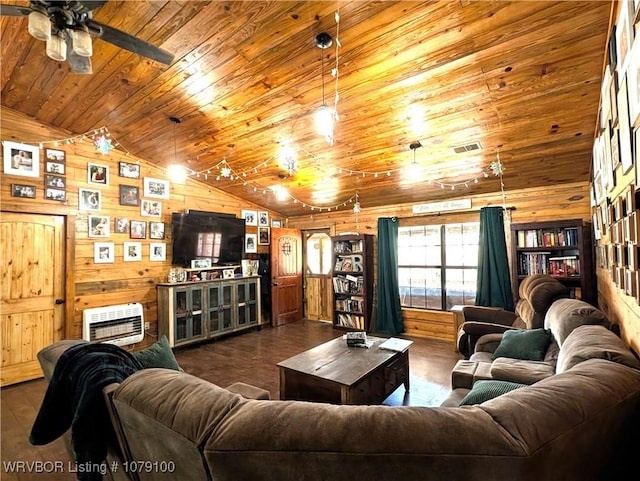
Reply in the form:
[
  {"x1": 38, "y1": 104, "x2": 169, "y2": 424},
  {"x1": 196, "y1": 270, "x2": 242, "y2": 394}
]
[{"x1": 35, "y1": 298, "x2": 640, "y2": 481}]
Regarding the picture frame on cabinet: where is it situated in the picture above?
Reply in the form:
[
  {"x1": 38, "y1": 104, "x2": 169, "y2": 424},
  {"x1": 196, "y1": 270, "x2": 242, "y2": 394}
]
[
  {"x1": 245, "y1": 233, "x2": 257, "y2": 253},
  {"x1": 242, "y1": 209, "x2": 257, "y2": 226},
  {"x1": 11, "y1": 183, "x2": 36, "y2": 198},
  {"x1": 223, "y1": 269, "x2": 235, "y2": 279},
  {"x1": 124, "y1": 242, "x2": 142, "y2": 262},
  {"x1": 79, "y1": 188, "x2": 101, "y2": 211},
  {"x1": 94, "y1": 242, "x2": 114, "y2": 264},
  {"x1": 140, "y1": 199, "x2": 162, "y2": 217},
  {"x1": 143, "y1": 177, "x2": 170, "y2": 199},
  {"x1": 88, "y1": 215, "x2": 110, "y2": 238},
  {"x1": 258, "y1": 226, "x2": 270, "y2": 245},
  {"x1": 271, "y1": 219, "x2": 282, "y2": 228},
  {"x1": 130, "y1": 220, "x2": 146, "y2": 239},
  {"x1": 44, "y1": 188, "x2": 66, "y2": 201},
  {"x1": 88, "y1": 163, "x2": 109, "y2": 186},
  {"x1": 3, "y1": 141, "x2": 39, "y2": 178},
  {"x1": 119, "y1": 184, "x2": 140, "y2": 206},
  {"x1": 114, "y1": 218, "x2": 129, "y2": 234},
  {"x1": 119, "y1": 161, "x2": 140, "y2": 179},
  {"x1": 150, "y1": 243, "x2": 166, "y2": 261},
  {"x1": 45, "y1": 148, "x2": 65, "y2": 163}
]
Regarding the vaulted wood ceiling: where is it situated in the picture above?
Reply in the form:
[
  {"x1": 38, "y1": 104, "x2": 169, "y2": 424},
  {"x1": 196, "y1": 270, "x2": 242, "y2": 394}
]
[{"x1": 1, "y1": 1, "x2": 611, "y2": 217}]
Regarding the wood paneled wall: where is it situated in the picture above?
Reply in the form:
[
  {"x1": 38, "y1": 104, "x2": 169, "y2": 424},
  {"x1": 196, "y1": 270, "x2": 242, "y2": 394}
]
[{"x1": 1, "y1": 107, "x2": 278, "y2": 348}]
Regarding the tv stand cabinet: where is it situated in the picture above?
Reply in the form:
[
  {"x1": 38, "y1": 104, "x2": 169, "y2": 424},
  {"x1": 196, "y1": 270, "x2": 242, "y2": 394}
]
[{"x1": 157, "y1": 276, "x2": 261, "y2": 347}]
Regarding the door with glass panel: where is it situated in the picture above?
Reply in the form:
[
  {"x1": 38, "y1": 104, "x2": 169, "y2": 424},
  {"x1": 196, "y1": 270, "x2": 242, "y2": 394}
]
[{"x1": 303, "y1": 230, "x2": 333, "y2": 321}]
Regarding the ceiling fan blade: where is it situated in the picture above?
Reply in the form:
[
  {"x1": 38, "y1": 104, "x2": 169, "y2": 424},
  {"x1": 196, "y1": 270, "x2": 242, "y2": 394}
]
[
  {"x1": 77, "y1": 1, "x2": 108, "y2": 11},
  {"x1": 87, "y1": 19, "x2": 174, "y2": 65},
  {"x1": 0, "y1": 4, "x2": 32, "y2": 16}
]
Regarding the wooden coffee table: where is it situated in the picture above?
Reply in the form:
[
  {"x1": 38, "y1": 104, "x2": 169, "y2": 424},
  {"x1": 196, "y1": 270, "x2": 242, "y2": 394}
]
[{"x1": 277, "y1": 336, "x2": 411, "y2": 405}]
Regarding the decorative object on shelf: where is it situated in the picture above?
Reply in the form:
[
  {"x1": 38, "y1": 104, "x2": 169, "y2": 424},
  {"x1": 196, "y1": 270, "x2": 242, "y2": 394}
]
[
  {"x1": 140, "y1": 199, "x2": 162, "y2": 217},
  {"x1": 124, "y1": 242, "x2": 142, "y2": 262},
  {"x1": 119, "y1": 161, "x2": 140, "y2": 179},
  {"x1": 130, "y1": 220, "x2": 146, "y2": 239},
  {"x1": 143, "y1": 177, "x2": 170, "y2": 199},
  {"x1": 78, "y1": 188, "x2": 101, "y2": 211},
  {"x1": 2, "y1": 141, "x2": 39, "y2": 178},
  {"x1": 242, "y1": 259, "x2": 259, "y2": 277},
  {"x1": 119, "y1": 184, "x2": 140, "y2": 206},
  {"x1": 245, "y1": 233, "x2": 257, "y2": 253},
  {"x1": 88, "y1": 215, "x2": 110, "y2": 238},
  {"x1": 11, "y1": 183, "x2": 36, "y2": 198},
  {"x1": 242, "y1": 209, "x2": 257, "y2": 226},
  {"x1": 87, "y1": 162, "x2": 108, "y2": 185},
  {"x1": 191, "y1": 259, "x2": 212, "y2": 269},
  {"x1": 94, "y1": 242, "x2": 114, "y2": 263},
  {"x1": 150, "y1": 243, "x2": 167, "y2": 261},
  {"x1": 223, "y1": 269, "x2": 235, "y2": 279}
]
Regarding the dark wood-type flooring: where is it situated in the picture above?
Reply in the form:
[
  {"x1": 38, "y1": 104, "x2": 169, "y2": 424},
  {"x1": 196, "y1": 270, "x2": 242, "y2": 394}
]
[{"x1": 0, "y1": 320, "x2": 462, "y2": 481}]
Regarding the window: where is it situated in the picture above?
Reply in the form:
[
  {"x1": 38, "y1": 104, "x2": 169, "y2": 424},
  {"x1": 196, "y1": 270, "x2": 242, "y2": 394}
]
[
  {"x1": 196, "y1": 232, "x2": 222, "y2": 261},
  {"x1": 398, "y1": 222, "x2": 479, "y2": 310}
]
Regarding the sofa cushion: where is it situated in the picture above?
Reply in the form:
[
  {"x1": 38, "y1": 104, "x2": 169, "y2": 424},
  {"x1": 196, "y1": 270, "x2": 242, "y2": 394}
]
[
  {"x1": 458, "y1": 380, "x2": 527, "y2": 405},
  {"x1": 132, "y1": 335, "x2": 181, "y2": 371},
  {"x1": 490, "y1": 358, "x2": 556, "y2": 385},
  {"x1": 492, "y1": 328, "x2": 552, "y2": 361},
  {"x1": 544, "y1": 298, "x2": 610, "y2": 346},
  {"x1": 556, "y1": 325, "x2": 640, "y2": 373}
]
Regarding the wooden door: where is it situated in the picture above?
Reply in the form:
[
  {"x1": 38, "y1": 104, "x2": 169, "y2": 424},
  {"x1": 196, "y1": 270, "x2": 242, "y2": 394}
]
[
  {"x1": 303, "y1": 230, "x2": 333, "y2": 321},
  {"x1": 1, "y1": 212, "x2": 65, "y2": 386},
  {"x1": 270, "y1": 228, "x2": 303, "y2": 326}
]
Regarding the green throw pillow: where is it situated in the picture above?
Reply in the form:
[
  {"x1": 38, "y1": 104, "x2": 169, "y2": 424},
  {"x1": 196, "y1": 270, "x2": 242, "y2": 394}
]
[
  {"x1": 492, "y1": 328, "x2": 552, "y2": 361},
  {"x1": 459, "y1": 380, "x2": 527, "y2": 406},
  {"x1": 133, "y1": 335, "x2": 181, "y2": 371}
]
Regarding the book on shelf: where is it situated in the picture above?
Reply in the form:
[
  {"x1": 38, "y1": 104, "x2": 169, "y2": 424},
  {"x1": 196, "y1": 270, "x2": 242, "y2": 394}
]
[
  {"x1": 334, "y1": 239, "x2": 363, "y2": 254},
  {"x1": 379, "y1": 337, "x2": 413, "y2": 352},
  {"x1": 332, "y1": 275, "x2": 364, "y2": 294},
  {"x1": 336, "y1": 313, "x2": 365, "y2": 329},
  {"x1": 517, "y1": 227, "x2": 579, "y2": 248},
  {"x1": 333, "y1": 254, "x2": 363, "y2": 272},
  {"x1": 548, "y1": 255, "x2": 580, "y2": 277}
]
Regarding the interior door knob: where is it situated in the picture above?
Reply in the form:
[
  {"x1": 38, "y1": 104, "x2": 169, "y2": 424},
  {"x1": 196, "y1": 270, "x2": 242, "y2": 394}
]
[{"x1": 55, "y1": 298, "x2": 65, "y2": 304}]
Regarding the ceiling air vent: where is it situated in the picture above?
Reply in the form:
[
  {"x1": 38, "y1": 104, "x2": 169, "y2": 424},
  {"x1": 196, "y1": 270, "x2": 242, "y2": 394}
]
[{"x1": 452, "y1": 142, "x2": 482, "y2": 154}]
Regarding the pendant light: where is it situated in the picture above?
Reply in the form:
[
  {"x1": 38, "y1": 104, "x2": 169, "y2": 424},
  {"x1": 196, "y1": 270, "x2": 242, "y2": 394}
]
[{"x1": 314, "y1": 32, "x2": 335, "y2": 144}]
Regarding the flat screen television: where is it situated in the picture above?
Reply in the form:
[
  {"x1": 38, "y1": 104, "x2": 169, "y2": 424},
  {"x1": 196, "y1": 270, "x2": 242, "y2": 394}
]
[{"x1": 171, "y1": 211, "x2": 245, "y2": 267}]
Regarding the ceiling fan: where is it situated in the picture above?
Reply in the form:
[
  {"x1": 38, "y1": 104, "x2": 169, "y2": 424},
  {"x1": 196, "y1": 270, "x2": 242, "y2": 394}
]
[{"x1": 0, "y1": 0, "x2": 174, "y2": 73}]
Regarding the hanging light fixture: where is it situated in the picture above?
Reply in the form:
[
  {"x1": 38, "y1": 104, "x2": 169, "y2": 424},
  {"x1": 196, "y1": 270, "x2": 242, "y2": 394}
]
[
  {"x1": 27, "y1": 9, "x2": 50, "y2": 41},
  {"x1": 407, "y1": 141, "x2": 423, "y2": 179},
  {"x1": 168, "y1": 116, "x2": 187, "y2": 183},
  {"x1": 314, "y1": 32, "x2": 335, "y2": 144},
  {"x1": 46, "y1": 30, "x2": 67, "y2": 62},
  {"x1": 71, "y1": 27, "x2": 93, "y2": 57}
]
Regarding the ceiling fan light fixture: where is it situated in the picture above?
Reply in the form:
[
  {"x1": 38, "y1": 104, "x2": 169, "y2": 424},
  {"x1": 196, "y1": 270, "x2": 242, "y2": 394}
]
[
  {"x1": 72, "y1": 28, "x2": 92, "y2": 57},
  {"x1": 28, "y1": 10, "x2": 50, "y2": 41},
  {"x1": 46, "y1": 32, "x2": 67, "y2": 62}
]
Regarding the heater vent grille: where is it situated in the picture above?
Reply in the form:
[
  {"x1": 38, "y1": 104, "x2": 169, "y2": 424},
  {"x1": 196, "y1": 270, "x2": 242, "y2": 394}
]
[
  {"x1": 82, "y1": 303, "x2": 144, "y2": 347},
  {"x1": 452, "y1": 142, "x2": 482, "y2": 154}
]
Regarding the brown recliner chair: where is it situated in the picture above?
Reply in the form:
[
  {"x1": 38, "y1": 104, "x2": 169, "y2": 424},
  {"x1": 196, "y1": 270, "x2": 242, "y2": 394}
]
[{"x1": 456, "y1": 275, "x2": 570, "y2": 359}]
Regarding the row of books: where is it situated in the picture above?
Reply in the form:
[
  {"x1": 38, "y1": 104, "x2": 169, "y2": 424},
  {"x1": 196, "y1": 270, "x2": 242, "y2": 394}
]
[
  {"x1": 336, "y1": 313, "x2": 365, "y2": 329},
  {"x1": 334, "y1": 254, "x2": 363, "y2": 272},
  {"x1": 334, "y1": 239, "x2": 363, "y2": 254},
  {"x1": 333, "y1": 275, "x2": 364, "y2": 294},
  {"x1": 335, "y1": 296, "x2": 364, "y2": 314},
  {"x1": 518, "y1": 252, "x2": 580, "y2": 277},
  {"x1": 517, "y1": 227, "x2": 579, "y2": 248}
]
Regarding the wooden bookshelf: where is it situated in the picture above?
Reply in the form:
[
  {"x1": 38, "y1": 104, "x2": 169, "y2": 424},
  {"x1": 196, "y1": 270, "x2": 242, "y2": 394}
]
[
  {"x1": 510, "y1": 219, "x2": 595, "y2": 305},
  {"x1": 331, "y1": 234, "x2": 374, "y2": 331}
]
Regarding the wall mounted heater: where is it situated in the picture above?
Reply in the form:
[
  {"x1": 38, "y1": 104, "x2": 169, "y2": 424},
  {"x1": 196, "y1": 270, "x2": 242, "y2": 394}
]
[{"x1": 83, "y1": 303, "x2": 144, "y2": 347}]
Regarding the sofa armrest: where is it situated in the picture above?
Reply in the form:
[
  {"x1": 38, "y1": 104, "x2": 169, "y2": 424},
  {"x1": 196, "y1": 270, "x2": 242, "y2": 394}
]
[
  {"x1": 461, "y1": 306, "x2": 518, "y2": 326},
  {"x1": 226, "y1": 382, "x2": 271, "y2": 400},
  {"x1": 474, "y1": 332, "x2": 509, "y2": 354}
]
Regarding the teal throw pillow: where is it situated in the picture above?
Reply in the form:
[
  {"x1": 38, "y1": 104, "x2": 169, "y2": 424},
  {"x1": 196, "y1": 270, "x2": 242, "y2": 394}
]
[
  {"x1": 492, "y1": 328, "x2": 552, "y2": 361},
  {"x1": 459, "y1": 380, "x2": 527, "y2": 406},
  {"x1": 132, "y1": 335, "x2": 181, "y2": 371}
]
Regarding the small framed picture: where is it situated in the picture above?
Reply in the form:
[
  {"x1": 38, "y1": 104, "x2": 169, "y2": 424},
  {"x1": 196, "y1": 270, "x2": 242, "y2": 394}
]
[
  {"x1": 88, "y1": 163, "x2": 109, "y2": 186},
  {"x1": 114, "y1": 218, "x2": 129, "y2": 234},
  {"x1": 46, "y1": 161, "x2": 65, "y2": 174},
  {"x1": 141, "y1": 199, "x2": 162, "y2": 217},
  {"x1": 242, "y1": 209, "x2": 257, "y2": 226},
  {"x1": 45, "y1": 174, "x2": 65, "y2": 189},
  {"x1": 130, "y1": 220, "x2": 146, "y2": 239},
  {"x1": 88, "y1": 215, "x2": 110, "y2": 238},
  {"x1": 258, "y1": 211, "x2": 269, "y2": 226},
  {"x1": 191, "y1": 259, "x2": 211, "y2": 269},
  {"x1": 258, "y1": 226, "x2": 270, "y2": 245},
  {"x1": 143, "y1": 177, "x2": 170, "y2": 199},
  {"x1": 11, "y1": 183, "x2": 36, "y2": 198},
  {"x1": 149, "y1": 221, "x2": 165, "y2": 239},
  {"x1": 119, "y1": 184, "x2": 140, "y2": 206},
  {"x1": 123, "y1": 242, "x2": 142, "y2": 262},
  {"x1": 271, "y1": 219, "x2": 282, "y2": 228},
  {"x1": 94, "y1": 242, "x2": 114, "y2": 263},
  {"x1": 45, "y1": 188, "x2": 66, "y2": 201},
  {"x1": 245, "y1": 233, "x2": 257, "y2": 253},
  {"x1": 3, "y1": 141, "x2": 39, "y2": 178},
  {"x1": 45, "y1": 148, "x2": 65, "y2": 163},
  {"x1": 78, "y1": 188, "x2": 101, "y2": 211},
  {"x1": 150, "y1": 243, "x2": 166, "y2": 261},
  {"x1": 223, "y1": 269, "x2": 235, "y2": 279},
  {"x1": 119, "y1": 161, "x2": 140, "y2": 179}
]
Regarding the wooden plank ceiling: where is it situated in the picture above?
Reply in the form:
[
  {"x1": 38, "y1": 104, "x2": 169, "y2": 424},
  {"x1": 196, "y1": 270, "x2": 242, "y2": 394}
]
[{"x1": 0, "y1": 1, "x2": 611, "y2": 217}]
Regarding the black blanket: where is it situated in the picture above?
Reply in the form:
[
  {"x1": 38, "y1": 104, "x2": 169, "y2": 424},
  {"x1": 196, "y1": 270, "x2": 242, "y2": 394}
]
[{"x1": 30, "y1": 343, "x2": 142, "y2": 481}]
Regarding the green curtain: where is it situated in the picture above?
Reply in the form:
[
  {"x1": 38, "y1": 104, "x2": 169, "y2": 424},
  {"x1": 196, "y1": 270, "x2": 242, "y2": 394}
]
[
  {"x1": 475, "y1": 207, "x2": 514, "y2": 311},
  {"x1": 376, "y1": 217, "x2": 404, "y2": 335}
]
